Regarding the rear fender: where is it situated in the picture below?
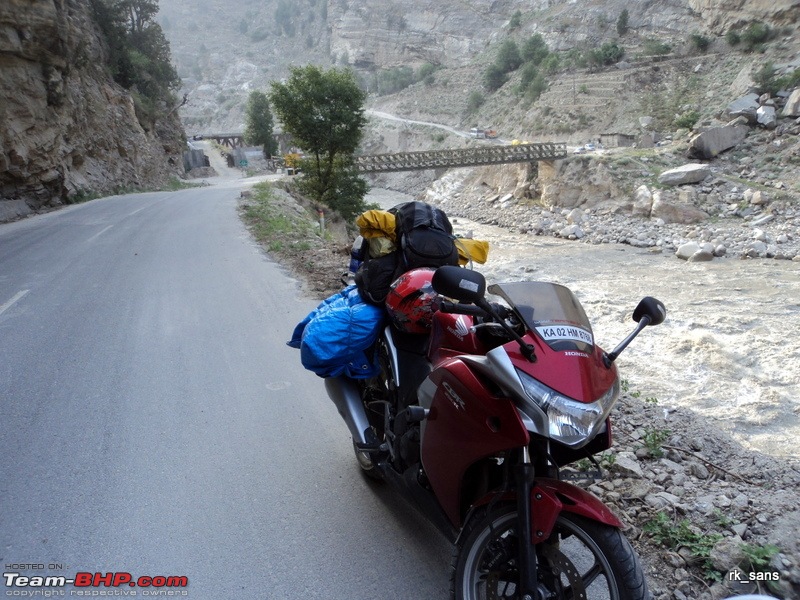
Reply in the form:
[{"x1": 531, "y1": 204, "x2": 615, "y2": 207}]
[{"x1": 462, "y1": 478, "x2": 623, "y2": 544}]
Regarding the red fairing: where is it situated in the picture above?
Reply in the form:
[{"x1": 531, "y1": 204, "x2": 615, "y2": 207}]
[
  {"x1": 427, "y1": 311, "x2": 486, "y2": 364},
  {"x1": 421, "y1": 359, "x2": 530, "y2": 527},
  {"x1": 530, "y1": 478, "x2": 623, "y2": 541},
  {"x1": 470, "y1": 478, "x2": 623, "y2": 543},
  {"x1": 507, "y1": 333, "x2": 618, "y2": 402}
]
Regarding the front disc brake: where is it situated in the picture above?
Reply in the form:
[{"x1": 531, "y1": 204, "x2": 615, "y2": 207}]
[
  {"x1": 483, "y1": 537, "x2": 518, "y2": 600},
  {"x1": 485, "y1": 571, "x2": 517, "y2": 600},
  {"x1": 540, "y1": 544, "x2": 587, "y2": 600}
]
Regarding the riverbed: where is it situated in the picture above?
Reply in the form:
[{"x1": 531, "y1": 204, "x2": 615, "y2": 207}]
[{"x1": 368, "y1": 188, "x2": 800, "y2": 459}]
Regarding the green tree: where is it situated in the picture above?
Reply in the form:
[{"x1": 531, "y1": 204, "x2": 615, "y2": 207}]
[
  {"x1": 673, "y1": 110, "x2": 700, "y2": 129},
  {"x1": 119, "y1": 0, "x2": 159, "y2": 34},
  {"x1": 509, "y1": 10, "x2": 522, "y2": 30},
  {"x1": 586, "y1": 42, "x2": 625, "y2": 71},
  {"x1": 90, "y1": 0, "x2": 180, "y2": 125},
  {"x1": 465, "y1": 90, "x2": 485, "y2": 114},
  {"x1": 377, "y1": 66, "x2": 414, "y2": 95},
  {"x1": 484, "y1": 63, "x2": 507, "y2": 91},
  {"x1": 690, "y1": 33, "x2": 711, "y2": 53},
  {"x1": 741, "y1": 22, "x2": 771, "y2": 52},
  {"x1": 540, "y1": 53, "x2": 561, "y2": 75},
  {"x1": 616, "y1": 9, "x2": 629, "y2": 36},
  {"x1": 525, "y1": 73, "x2": 547, "y2": 102},
  {"x1": 245, "y1": 91, "x2": 278, "y2": 158},
  {"x1": 522, "y1": 34, "x2": 549, "y2": 65},
  {"x1": 563, "y1": 47, "x2": 588, "y2": 70},
  {"x1": 496, "y1": 39, "x2": 523, "y2": 73},
  {"x1": 297, "y1": 157, "x2": 367, "y2": 223},
  {"x1": 269, "y1": 65, "x2": 368, "y2": 220},
  {"x1": 520, "y1": 63, "x2": 539, "y2": 89},
  {"x1": 642, "y1": 38, "x2": 671, "y2": 56},
  {"x1": 726, "y1": 30, "x2": 741, "y2": 46},
  {"x1": 417, "y1": 62, "x2": 437, "y2": 85}
]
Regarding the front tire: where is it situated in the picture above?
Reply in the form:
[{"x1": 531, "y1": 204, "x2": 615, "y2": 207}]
[{"x1": 452, "y1": 505, "x2": 649, "y2": 600}]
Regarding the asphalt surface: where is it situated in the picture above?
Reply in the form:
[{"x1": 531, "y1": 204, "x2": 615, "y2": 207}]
[{"x1": 0, "y1": 184, "x2": 451, "y2": 598}]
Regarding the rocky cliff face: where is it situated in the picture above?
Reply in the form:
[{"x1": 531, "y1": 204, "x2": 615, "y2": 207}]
[
  {"x1": 327, "y1": 0, "x2": 551, "y2": 70},
  {"x1": 329, "y1": 0, "x2": 798, "y2": 68},
  {"x1": 688, "y1": 0, "x2": 800, "y2": 34},
  {"x1": 0, "y1": 0, "x2": 185, "y2": 222}
]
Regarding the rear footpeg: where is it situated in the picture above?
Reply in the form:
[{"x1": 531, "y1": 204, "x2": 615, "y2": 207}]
[{"x1": 355, "y1": 440, "x2": 389, "y2": 453}]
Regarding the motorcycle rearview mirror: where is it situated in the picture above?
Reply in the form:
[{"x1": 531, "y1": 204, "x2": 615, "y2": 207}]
[
  {"x1": 431, "y1": 265, "x2": 486, "y2": 303},
  {"x1": 604, "y1": 296, "x2": 667, "y2": 368},
  {"x1": 632, "y1": 296, "x2": 667, "y2": 326}
]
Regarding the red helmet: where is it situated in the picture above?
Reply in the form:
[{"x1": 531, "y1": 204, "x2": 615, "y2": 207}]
[{"x1": 385, "y1": 268, "x2": 439, "y2": 334}]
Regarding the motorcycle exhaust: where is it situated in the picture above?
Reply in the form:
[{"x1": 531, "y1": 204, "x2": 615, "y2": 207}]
[{"x1": 324, "y1": 376, "x2": 371, "y2": 445}]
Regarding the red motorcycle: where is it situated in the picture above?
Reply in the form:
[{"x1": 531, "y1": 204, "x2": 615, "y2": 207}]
[{"x1": 324, "y1": 265, "x2": 666, "y2": 600}]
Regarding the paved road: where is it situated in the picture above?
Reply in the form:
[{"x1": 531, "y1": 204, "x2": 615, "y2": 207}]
[{"x1": 0, "y1": 184, "x2": 451, "y2": 598}]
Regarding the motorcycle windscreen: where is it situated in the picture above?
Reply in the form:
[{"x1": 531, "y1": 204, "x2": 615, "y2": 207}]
[{"x1": 487, "y1": 282, "x2": 594, "y2": 354}]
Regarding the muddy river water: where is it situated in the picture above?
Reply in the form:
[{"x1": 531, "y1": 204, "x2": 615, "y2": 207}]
[{"x1": 369, "y1": 189, "x2": 800, "y2": 459}]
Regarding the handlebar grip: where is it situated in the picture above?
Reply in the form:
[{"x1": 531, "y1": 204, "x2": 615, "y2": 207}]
[{"x1": 439, "y1": 301, "x2": 488, "y2": 318}]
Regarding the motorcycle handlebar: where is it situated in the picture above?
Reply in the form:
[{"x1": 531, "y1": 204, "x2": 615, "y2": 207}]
[{"x1": 438, "y1": 300, "x2": 490, "y2": 318}]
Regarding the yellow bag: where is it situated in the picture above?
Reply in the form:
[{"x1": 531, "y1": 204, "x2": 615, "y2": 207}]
[
  {"x1": 368, "y1": 236, "x2": 396, "y2": 258},
  {"x1": 455, "y1": 238, "x2": 490, "y2": 265},
  {"x1": 355, "y1": 210, "x2": 397, "y2": 243}
]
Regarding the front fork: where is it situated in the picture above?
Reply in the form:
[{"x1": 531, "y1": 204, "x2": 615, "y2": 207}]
[{"x1": 515, "y1": 446, "x2": 539, "y2": 600}]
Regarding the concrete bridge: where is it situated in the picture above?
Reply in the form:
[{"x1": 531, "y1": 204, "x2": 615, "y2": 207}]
[{"x1": 353, "y1": 142, "x2": 567, "y2": 173}]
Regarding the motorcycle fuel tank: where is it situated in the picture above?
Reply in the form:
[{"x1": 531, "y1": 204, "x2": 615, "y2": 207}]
[{"x1": 427, "y1": 312, "x2": 486, "y2": 364}]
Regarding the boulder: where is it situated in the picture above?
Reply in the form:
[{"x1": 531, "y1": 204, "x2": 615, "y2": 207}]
[
  {"x1": 566, "y1": 208, "x2": 584, "y2": 224},
  {"x1": 652, "y1": 196, "x2": 708, "y2": 224},
  {"x1": 750, "y1": 190, "x2": 767, "y2": 206},
  {"x1": 559, "y1": 224, "x2": 584, "y2": 239},
  {"x1": 676, "y1": 242, "x2": 701, "y2": 260},
  {"x1": 757, "y1": 105, "x2": 777, "y2": 129},
  {"x1": 745, "y1": 240, "x2": 768, "y2": 258},
  {"x1": 725, "y1": 93, "x2": 760, "y2": 122},
  {"x1": 613, "y1": 452, "x2": 644, "y2": 477},
  {"x1": 782, "y1": 88, "x2": 800, "y2": 117},
  {"x1": 657, "y1": 163, "x2": 711, "y2": 186},
  {"x1": 709, "y1": 536, "x2": 746, "y2": 572},
  {"x1": 631, "y1": 185, "x2": 653, "y2": 217},
  {"x1": 688, "y1": 249, "x2": 714, "y2": 262},
  {"x1": 687, "y1": 123, "x2": 748, "y2": 159}
]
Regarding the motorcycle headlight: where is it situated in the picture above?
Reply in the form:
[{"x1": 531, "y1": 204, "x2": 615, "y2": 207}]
[{"x1": 516, "y1": 369, "x2": 619, "y2": 448}]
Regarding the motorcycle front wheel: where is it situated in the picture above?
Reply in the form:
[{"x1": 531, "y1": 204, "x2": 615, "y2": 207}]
[{"x1": 452, "y1": 505, "x2": 649, "y2": 600}]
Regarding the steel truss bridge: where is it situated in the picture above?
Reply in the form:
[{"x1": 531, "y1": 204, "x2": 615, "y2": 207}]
[
  {"x1": 353, "y1": 142, "x2": 567, "y2": 173},
  {"x1": 192, "y1": 135, "x2": 568, "y2": 171},
  {"x1": 194, "y1": 133, "x2": 244, "y2": 148}
]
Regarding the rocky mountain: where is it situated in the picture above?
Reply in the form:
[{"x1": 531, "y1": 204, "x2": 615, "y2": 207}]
[
  {"x1": 0, "y1": 0, "x2": 185, "y2": 223},
  {"x1": 160, "y1": 0, "x2": 798, "y2": 135},
  {"x1": 157, "y1": 0, "x2": 331, "y2": 133}
]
